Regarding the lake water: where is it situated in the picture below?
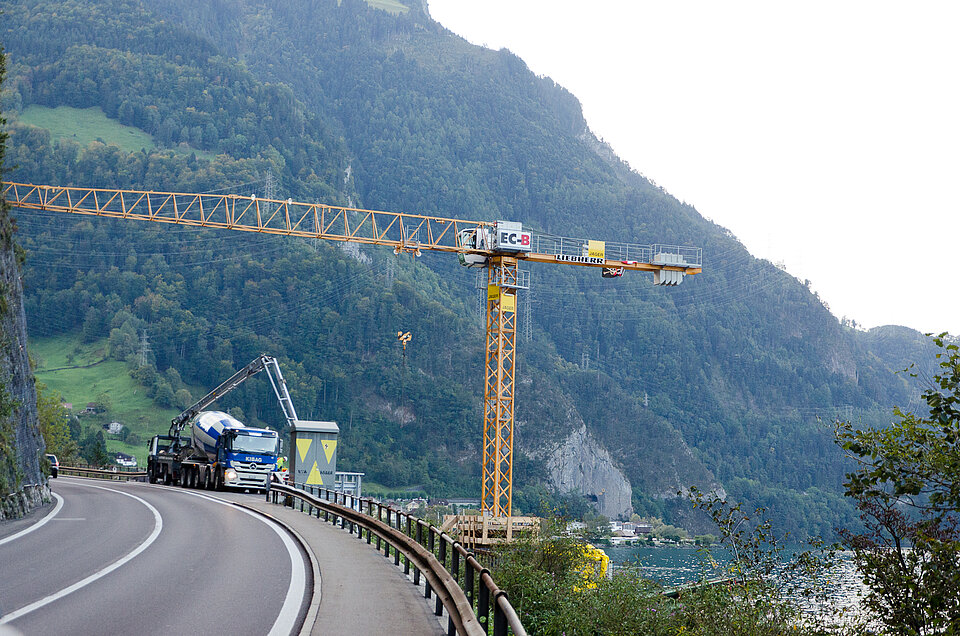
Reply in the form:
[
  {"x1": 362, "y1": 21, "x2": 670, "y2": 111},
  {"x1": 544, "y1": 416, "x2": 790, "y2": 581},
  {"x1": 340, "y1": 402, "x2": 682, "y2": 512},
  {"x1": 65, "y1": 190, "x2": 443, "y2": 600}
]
[
  {"x1": 604, "y1": 544, "x2": 718, "y2": 587},
  {"x1": 603, "y1": 544, "x2": 874, "y2": 626}
]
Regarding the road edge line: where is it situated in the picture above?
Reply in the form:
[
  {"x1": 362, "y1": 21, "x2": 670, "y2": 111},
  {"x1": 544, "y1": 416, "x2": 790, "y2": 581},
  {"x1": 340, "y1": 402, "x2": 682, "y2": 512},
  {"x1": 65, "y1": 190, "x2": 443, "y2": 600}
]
[
  {"x1": 0, "y1": 492, "x2": 64, "y2": 546},
  {"x1": 0, "y1": 483, "x2": 162, "y2": 625},
  {"x1": 173, "y1": 490, "x2": 313, "y2": 636},
  {"x1": 235, "y1": 503, "x2": 323, "y2": 636}
]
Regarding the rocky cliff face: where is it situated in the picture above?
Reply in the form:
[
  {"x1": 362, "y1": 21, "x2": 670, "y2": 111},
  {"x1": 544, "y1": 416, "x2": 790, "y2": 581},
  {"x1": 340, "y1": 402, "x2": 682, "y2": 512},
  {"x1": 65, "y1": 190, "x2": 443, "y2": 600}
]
[
  {"x1": 0, "y1": 208, "x2": 46, "y2": 520},
  {"x1": 541, "y1": 424, "x2": 634, "y2": 520}
]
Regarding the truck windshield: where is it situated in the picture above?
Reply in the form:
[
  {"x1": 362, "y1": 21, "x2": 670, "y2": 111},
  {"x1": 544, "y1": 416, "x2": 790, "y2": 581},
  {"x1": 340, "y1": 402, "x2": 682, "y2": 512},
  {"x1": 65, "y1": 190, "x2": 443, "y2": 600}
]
[{"x1": 230, "y1": 433, "x2": 278, "y2": 455}]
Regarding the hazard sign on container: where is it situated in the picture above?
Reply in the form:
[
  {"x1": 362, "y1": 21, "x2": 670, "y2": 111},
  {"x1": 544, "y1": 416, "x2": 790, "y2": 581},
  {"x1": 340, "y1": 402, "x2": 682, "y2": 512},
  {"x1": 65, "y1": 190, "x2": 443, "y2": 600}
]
[{"x1": 289, "y1": 420, "x2": 339, "y2": 488}]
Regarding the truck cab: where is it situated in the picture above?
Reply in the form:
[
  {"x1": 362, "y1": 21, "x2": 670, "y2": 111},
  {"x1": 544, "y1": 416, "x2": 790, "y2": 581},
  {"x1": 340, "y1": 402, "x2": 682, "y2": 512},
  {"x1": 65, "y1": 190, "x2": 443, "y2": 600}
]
[
  {"x1": 216, "y1": 427, "x2": 280, "y2": 489},
  {"x1": 146, "y1": 434, "x2": 179, "y2": 484}
]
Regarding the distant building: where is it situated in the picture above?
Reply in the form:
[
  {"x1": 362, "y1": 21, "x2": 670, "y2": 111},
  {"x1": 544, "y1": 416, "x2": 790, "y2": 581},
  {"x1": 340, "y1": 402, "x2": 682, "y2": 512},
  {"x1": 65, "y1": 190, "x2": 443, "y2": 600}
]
[
  {"x1": 634, "y1": 523, "x2": 653, "y2": 535},
  {"x1": 107, "y1": 422, "x2": 124, "y2": 435},
  {"x1": 79, "y1": 402, "x2": 98, "y2": 415},
  {"x1": 403, "y1": 497, "x2": 427, "y2": 512},
  {"x1": 114, "y1": 452, "x2": 137, "y2": 467},
  {"x1": 445, "y1": 498, "x2": 481, "y2": 513},
  {"x1": 61, "y1": 402, "x2": 73, "y2": 411}
]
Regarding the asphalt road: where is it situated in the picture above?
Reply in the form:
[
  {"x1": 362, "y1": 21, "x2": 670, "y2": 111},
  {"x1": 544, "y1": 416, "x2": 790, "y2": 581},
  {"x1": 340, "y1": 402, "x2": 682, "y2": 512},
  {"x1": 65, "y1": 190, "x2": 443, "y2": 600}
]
[{"x1": 0, "y1": 478, "x2": 309, "y2": 634}]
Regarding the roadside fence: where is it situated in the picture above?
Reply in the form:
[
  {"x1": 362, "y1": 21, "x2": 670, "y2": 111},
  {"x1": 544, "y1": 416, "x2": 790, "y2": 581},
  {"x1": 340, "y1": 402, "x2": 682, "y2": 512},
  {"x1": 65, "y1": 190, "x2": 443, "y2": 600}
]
[
  {"x1": 266, "y1": 482, "x2": 526, "y2": 636},
  {"x1": 59, "y1": 465, "x2": 147, "y2": 481}
]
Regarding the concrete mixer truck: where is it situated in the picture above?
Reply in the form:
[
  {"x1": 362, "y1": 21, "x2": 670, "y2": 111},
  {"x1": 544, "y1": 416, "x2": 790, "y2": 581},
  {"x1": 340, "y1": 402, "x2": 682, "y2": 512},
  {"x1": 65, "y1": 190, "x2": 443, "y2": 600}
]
[{"x1": 147, "y1": 355, "x2": 298, "y2": 491}]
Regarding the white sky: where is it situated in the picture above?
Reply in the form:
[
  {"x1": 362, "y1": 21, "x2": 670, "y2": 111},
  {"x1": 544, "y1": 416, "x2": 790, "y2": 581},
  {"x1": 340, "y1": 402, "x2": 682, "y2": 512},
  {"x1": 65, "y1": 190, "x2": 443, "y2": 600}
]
[{"x1": 427, "y1": 1, "x2": 960, "y2": 336}]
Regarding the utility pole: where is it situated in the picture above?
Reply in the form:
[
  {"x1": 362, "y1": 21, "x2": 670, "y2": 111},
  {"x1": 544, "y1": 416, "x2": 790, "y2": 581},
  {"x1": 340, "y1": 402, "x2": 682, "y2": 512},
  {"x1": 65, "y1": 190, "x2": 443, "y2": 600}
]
[
  {"x1": 138, "y1": 330, "x2": 151, "y2": 367},
  {"x1": 264, "y1": 172, "x2": 275, "y2": 208},
  {"x1": 521, "y1": 286, "x2": 533, "y2": 343}
]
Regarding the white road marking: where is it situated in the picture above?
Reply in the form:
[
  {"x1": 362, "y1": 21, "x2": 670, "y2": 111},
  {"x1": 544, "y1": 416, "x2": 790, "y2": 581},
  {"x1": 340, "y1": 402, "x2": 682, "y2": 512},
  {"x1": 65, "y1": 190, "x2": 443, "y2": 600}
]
[
  {"x1": 0, "y1": 483, "x2": 163, "y2": 625},
  {"x1": 0, "y1": 492, "x2": 64, "y2": 546},
  {"x1": 180, "y1": 491, "x2": 307, "y2": 636}
]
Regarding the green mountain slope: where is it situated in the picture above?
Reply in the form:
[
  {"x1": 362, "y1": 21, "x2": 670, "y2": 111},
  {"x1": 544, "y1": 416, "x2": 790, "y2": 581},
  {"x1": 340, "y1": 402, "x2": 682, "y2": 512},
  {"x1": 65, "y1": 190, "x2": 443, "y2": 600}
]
[{"x1": 1, "y1": 0, "x2": 938, "y2": 536}]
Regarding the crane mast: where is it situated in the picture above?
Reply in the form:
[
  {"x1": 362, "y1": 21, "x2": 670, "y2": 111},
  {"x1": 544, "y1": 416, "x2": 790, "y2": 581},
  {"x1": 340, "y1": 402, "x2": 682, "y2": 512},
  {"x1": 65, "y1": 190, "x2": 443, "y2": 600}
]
[{"x1": 4, "y1": 182, "x2": 701, "y2": 522}]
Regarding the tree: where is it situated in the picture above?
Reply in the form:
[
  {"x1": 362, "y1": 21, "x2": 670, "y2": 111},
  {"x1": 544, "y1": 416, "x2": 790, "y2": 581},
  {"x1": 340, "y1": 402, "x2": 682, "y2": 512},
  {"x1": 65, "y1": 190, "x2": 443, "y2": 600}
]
[
  {"x1": 836, "y1": 334, "x2": 960, "y2": 634},
  {"x1": 37, "y1": 382, "x2": 77, "y2": 463},
  {"x1": 80, "y1": 430, "x2": 109, "y2": 467},
  {"x1": 153, "y1": 381, "x2": 176, "y2": 408},
  {"x1": 94, "y1": 391, "x2": 112, "y2": 413},
  {"x1": 174, "y1": 388, "x2": 193, "y2": 410}
]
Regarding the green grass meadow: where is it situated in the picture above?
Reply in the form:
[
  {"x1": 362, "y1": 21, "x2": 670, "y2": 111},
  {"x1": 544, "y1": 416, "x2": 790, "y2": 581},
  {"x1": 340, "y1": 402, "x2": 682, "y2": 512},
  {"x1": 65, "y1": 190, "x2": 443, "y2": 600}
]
[
  {"x1": 16, "y1": 105, "x2": 217, "y2": 161},
  {"x1": 31, "y1": 335, "x2": 179, "y2": 467},
  {"x1": 363, "y1": 0, "x2": 409, "y2": 14},
  {"x1": 19, "y1": 105, "x2": 157, "y2": 154}
]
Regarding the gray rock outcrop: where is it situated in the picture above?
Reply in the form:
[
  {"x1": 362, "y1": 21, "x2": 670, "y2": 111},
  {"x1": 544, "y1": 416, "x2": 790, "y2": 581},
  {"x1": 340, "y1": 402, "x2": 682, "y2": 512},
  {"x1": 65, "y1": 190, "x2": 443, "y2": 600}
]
[
  {"x1": 0, "y1": 200, "x2": 46, "y2": 519},
  {"x1": 543, "y1": 424, "x2": 633, "y2": 520}
]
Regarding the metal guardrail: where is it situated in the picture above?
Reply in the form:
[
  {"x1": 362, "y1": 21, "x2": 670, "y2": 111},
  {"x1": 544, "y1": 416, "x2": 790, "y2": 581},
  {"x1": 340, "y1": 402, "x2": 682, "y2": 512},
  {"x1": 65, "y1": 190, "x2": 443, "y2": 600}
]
[
  {"x1": 267, "y1": 483, "x2": 527, "y2": 636},
  {"x1": 59, "y1": 466, "x2": 147, "y2": 481}
]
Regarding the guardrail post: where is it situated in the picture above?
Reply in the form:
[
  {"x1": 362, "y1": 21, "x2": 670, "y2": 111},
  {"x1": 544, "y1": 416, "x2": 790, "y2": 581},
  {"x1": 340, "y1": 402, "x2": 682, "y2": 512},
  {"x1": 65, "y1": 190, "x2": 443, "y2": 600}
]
[
  {"x1": 493, "y1": 591, "x2": 508, "y2": 636},
  {"x1": 465, "y1": 561, "x2": 475, "y2": 609},
  {"x1": 404, "y1": 516, "x2": 412, "y2": 575},
  {"x1": 451, "y1": 546, "x2": 460, "y2": 587},
  {"x1": 478, "y1": 569, "x2": 490, "y2": 629}
]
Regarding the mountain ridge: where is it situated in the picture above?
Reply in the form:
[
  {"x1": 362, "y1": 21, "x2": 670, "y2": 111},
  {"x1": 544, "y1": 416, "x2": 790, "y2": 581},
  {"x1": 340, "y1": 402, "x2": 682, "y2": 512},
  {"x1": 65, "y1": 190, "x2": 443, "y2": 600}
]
[{"x1": 1, "y1": 0, "x2": 939, "y2": 536}]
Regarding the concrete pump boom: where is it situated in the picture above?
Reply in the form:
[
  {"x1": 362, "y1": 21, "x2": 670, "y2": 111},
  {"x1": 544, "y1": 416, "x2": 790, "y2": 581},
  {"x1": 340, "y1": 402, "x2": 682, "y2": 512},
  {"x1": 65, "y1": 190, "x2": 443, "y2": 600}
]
[{"x1": 169, "y1": 354, "x2": 298, "y2": 439}]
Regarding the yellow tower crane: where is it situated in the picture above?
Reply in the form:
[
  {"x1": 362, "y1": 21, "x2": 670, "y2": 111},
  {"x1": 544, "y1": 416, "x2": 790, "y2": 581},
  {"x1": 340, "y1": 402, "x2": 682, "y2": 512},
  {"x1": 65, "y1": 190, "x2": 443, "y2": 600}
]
[{"x1": 3, "y1": 182, "x2": 701, "y2": 526}]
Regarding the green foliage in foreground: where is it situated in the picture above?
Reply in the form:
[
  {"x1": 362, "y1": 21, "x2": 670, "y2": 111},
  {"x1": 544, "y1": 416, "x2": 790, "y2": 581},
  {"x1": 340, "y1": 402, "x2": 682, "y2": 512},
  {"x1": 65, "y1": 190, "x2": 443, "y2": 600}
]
[{"x1": 837, "y1": 334, "x2": 960, "y2": 634}]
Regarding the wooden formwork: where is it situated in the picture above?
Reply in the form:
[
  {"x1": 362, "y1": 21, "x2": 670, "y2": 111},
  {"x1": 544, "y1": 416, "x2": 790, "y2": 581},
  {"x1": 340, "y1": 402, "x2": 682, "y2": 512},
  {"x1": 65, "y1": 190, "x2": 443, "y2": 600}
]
[{"x1": 443, "y1": 514, "x2": 540, "y2": 550}]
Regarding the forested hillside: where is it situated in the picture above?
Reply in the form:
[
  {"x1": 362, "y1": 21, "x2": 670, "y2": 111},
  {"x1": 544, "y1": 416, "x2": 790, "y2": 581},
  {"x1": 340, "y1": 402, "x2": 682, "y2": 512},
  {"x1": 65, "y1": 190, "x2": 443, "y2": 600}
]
[{"x1": 0, "y1": 0, "x2": 938, "y2": 535}]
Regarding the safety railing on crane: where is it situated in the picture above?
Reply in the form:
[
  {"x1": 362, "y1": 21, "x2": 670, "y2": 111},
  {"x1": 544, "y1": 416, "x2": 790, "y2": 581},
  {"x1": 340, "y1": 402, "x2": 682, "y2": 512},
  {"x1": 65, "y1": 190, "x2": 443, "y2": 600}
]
[
  {"x1": 266, "y1": 482, "x2": 527, "y2": 636},
  {"x1": 529, "y1": 233, "x2": 702, "y2": 268}
]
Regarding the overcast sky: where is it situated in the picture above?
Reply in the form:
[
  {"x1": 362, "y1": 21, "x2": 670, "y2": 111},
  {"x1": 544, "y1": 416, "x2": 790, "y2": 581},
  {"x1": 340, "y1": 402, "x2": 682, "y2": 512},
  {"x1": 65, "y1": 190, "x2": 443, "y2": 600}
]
[{"x1": 427, "y1": 1, "x2": 960, "y2": 336}]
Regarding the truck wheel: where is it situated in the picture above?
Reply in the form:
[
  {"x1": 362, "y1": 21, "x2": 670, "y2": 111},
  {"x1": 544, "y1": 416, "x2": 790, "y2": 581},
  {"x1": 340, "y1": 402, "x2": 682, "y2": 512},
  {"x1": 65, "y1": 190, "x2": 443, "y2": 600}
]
[
  {"x1": 180, "y1": 469, "x2": 189, "y2": 488},
  {"x1": 164, "y1": 469, "x2": 172, "y2": 486},
  {"x1": 213, "y1": 469, "x2": 222, "y2": 491},
  {"x1": 202, "y1": 470, "x2": 211, "y2": 490},
  {"x1": 148, "y1": 467, "x2": 157, "y2": 484}
]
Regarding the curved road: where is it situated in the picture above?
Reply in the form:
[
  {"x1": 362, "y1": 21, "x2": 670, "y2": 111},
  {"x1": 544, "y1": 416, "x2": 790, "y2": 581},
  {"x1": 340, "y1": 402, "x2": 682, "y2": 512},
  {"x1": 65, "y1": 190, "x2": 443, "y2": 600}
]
[{"x1": 0, "y1": 478, "x2": 309, "y2": 634}]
